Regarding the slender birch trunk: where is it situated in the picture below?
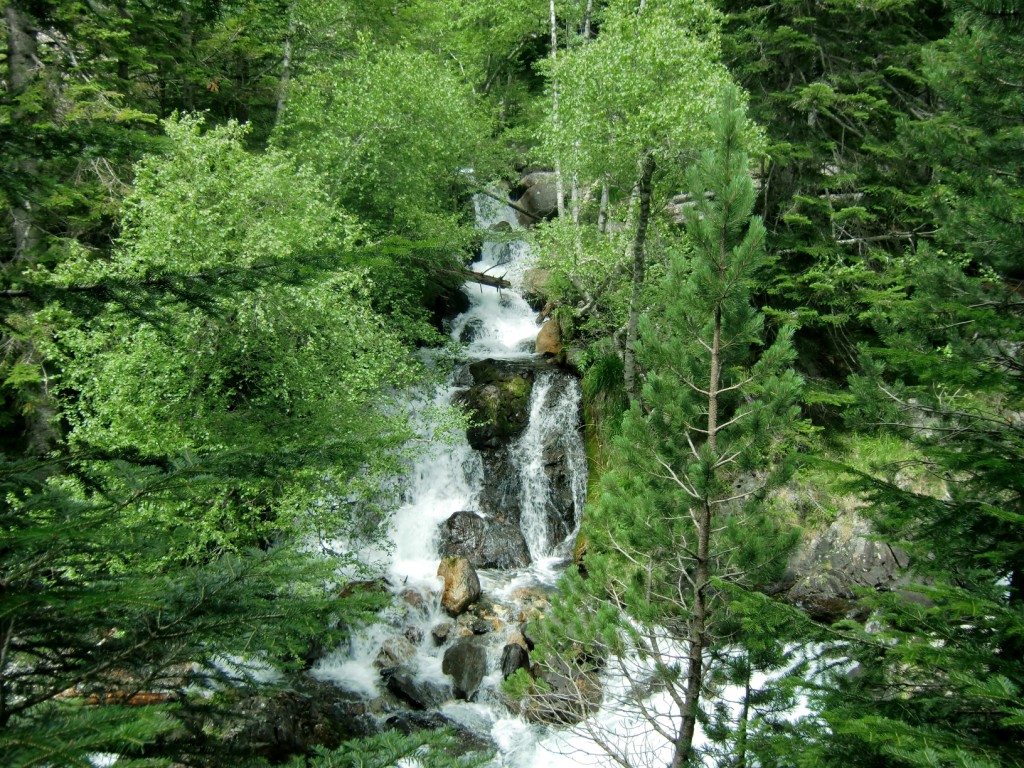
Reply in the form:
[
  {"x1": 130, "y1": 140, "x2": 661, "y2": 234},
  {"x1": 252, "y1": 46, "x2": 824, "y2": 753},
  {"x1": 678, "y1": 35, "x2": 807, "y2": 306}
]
[
  {"x1": 549, "y1": 0, "x2": 565, "y2": 218},
  {"x1": 623, "y1": 152, "x2": 656, "y2": 403}
]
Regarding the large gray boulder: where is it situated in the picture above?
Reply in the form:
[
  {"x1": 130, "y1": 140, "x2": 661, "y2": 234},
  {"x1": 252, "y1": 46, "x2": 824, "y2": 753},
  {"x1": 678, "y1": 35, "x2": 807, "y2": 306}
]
[
  {"x1": 438, "y1": 510, "x2": 530, "y2": 570},
  {"x1": 387, "y1": 665, "x2": 453, "y2": 710},
  {"x1": 437, "y1": 556, "x2": 481, "y2": 616},
  {"x1": 774, "y1": 513, "x2": 914, "y2": 622},
  {"x1": 442, "y1": 637, "x2": 488, "y2": 701},
  {"x1": 512, "y1": 171, "x2": 560, "y2": 226}
]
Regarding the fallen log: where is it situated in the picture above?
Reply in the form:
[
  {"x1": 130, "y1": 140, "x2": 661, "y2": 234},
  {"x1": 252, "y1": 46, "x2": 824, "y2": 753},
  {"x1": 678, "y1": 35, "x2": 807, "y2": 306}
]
[{"x1": 461, "y1": 268, "x2": 511, "y2": 290}]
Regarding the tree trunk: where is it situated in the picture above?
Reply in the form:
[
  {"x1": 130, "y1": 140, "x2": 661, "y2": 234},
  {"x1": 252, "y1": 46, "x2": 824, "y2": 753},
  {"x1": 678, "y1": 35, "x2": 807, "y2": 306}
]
[
  {"x1": 597, "y1": 181, "x2": 610, "y2": 234},
  {"x1": 276, "y1": 5, "x2": 297, "y2": 125},
  {"x1": 549, "y1": 0, "x2": 565, "y2": 218},
  {"x1": 5, "y1": 4, "x2": 42, "y2": 264},
  {"x1": 670, "y1": 297, "x2": 720, "y2": 767},
  {"x1": 181, "y1": 11, "x2": 195, "y2": 111},
  {"x1": 571, "y1": 168, "x2": 581, "y2": 226},
  {"x1": 623, "y1": 152, "x2": 656, "y2": 403},
  {"x1": 734, "y1": 667, "x2": 751, "y2": 768}
]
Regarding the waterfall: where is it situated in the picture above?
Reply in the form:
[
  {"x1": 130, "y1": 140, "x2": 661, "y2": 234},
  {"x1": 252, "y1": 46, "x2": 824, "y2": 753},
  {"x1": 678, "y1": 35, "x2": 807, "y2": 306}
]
[
  {"x1": 312, "y1": 192, "x2": 589, "y2": 747},
  {"x1": 514, "y1": 371, "x2": 587, "y2": 562},
  {"x1": 310, "y1": 191, "x2": 808, "y2": 768}
]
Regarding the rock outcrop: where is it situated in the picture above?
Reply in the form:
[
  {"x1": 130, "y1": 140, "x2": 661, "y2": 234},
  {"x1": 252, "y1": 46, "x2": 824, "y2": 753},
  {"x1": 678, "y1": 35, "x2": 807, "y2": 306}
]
[
  {"x1": 437, "y1": 510, "x2": 530, "y2": 570},
  {"x1": 456, "y1": 362, "x2": 583, "y2": 565},
  {"x1": 774, "y1": 513, "x2": 915, "y2": 622},
  {"x1": 442, "y1": 636, "x2": 488, "y2": 700},
  {"x1": 437, "y1": 556, "x2": 481, "y2": 616}
]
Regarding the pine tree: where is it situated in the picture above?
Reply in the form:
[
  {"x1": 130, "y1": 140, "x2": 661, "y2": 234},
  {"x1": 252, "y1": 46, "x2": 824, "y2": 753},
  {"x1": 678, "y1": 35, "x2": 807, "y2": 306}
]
[
  {"x1": 538, "y1": 88, "x2": 804, "y2": 767},
  {"x1": 719, "y1": 0, "x2": 950, "y2": 400}
]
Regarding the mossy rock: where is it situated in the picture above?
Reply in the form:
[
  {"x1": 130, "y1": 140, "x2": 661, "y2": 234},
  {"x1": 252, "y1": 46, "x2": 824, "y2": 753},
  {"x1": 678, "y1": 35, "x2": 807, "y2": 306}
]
[{"x1": 456, "y1": 360, "x2": 536, "y2": 450}]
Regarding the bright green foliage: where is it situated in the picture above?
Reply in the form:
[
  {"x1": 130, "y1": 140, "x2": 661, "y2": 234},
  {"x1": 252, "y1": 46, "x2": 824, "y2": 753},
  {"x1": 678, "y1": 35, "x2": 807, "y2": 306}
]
[
  {"x1": 541, "y1": 92, "x2": 804, "y2": 766},
  {"x1": 274, "y1": 42, "x2": 497, "y2": 341},
  {"x1": 276, "y1": 43, "x2": 490, "y2": 239},
  {"x1": 418, "y1": 0, "x2": 550, "y2": 96},
  {"x1": 47, "y1": 116, "x2": 415, "y2": 560},
  {"x1": 548, "y1": 0, "x2": 733, "y2": 190}
]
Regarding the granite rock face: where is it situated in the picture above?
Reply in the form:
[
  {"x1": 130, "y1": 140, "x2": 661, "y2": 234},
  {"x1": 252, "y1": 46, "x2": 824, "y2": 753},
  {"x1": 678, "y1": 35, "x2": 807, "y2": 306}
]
[{"x1": 773, "y1": 513, "x2": 915, "y2": 622}]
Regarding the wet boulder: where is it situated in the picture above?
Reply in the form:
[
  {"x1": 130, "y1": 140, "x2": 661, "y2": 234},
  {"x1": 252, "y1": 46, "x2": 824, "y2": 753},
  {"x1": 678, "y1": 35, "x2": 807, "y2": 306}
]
[
  {"x1": 387, "y1": 666, "x2": 453, "y2": 710},
  {"x1": 374, "y1": 637, "x2": 417, "y2": 674},
  {"x1": 540, "y1": 429, "x2": 581, "y2": 546},
  {"x1": 456, "y1": 317, "x2": 485, "y2": 344},
  {"x1": 437, "y1": 556, "x2": 481, "y2": 616},
  {"x1": 512, "y1": 171, "x2": 560, "y2": 226},
  {"x1": 430, "y1": 621, "x2": 454, "y2": 646},
  {"x1": 384, "y1": 711, "x2": 493, "y2": 756},
  {"x1": 438, "y1": 511, "x2": 531, "y2": 570},
  {"x1": 456, "y1": 359, "x2": 535, "y2": 450},
  {"x1": 442, "y1": 636, "x2": 488, "y2": 701},
  {"x1": 501, "y1": 643, "x2": 531, "y2": 680}
]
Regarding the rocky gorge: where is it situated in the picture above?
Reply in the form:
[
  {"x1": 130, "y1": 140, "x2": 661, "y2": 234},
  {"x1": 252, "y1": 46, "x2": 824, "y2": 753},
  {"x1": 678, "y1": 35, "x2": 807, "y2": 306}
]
[{"x1": 266, "y1": 181, "x2": 917, "y2": 765}]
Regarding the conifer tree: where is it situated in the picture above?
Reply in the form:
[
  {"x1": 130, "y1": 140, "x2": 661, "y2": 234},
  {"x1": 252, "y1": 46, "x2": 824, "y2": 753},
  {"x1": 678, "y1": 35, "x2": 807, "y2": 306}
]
[{"x1": 539, "y1": 88, "x2": 803, "y2": 767}]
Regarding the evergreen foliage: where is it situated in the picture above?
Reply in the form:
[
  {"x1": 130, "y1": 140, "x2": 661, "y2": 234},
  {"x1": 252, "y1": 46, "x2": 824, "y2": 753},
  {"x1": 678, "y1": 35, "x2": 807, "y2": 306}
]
[
  {"x1": 0, "y1": 453, "x2": 376, "y2": 767},
  {"x1": 914, "y1": 0, "x2": 1024, "y2": 276},
  {"x1": 539, "y1": 89, "x2": 804, "y2": 767},
  {"x1": 719, "y1": 0, "x2": 950, "y2": 387}
]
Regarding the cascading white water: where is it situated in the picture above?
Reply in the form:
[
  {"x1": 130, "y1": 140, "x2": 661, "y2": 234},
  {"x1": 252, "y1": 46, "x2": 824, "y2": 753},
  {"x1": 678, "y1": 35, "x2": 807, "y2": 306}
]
[
  {"x1": 514, "y1": 371, "x2": 587, "y2": 562},
  {"x1": 313, "y1": 192, "x2": 589, "y2": 750}
]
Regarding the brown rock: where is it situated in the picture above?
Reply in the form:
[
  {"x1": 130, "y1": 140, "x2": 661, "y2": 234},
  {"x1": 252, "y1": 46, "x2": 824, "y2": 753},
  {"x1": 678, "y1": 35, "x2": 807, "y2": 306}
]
[
  {"x1": 536, "y1": 319, "x2": 562, "y2": 355},
  {"x1": 437, "y1": 556, "x2": 481, "y2": 616}
]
